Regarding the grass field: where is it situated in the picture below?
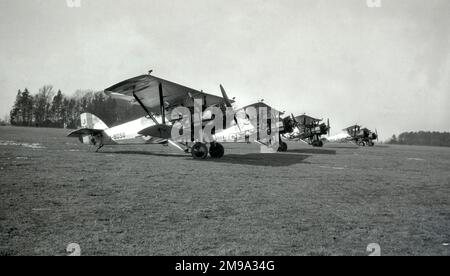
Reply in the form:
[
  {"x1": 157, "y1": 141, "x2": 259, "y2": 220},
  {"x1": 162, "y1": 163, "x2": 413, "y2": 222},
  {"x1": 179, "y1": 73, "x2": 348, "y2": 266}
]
[{"x1": 0, "y1": 126, "x2": 449, "y2": 256}]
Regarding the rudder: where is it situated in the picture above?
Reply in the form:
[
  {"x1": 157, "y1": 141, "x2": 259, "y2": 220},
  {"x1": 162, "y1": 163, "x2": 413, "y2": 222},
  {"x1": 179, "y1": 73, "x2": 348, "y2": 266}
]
[{"x1": 80, "y1": 113, "x2": 108, "y2": 130}]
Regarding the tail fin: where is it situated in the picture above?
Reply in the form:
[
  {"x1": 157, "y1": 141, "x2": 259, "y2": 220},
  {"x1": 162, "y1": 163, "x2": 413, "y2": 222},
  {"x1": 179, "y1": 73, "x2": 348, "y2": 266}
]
[
  {"x1": 80, "y1": 113, "x2": 108, "y2": 130},
  {"x1": 68, "y1": 113, "x2": 109, "y2": 146}
]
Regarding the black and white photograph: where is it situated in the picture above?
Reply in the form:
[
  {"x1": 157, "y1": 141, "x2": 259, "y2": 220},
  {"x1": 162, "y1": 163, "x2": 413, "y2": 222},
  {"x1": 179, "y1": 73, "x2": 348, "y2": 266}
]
[{"x1": 0, "y1": 0, "x2": 449, "y2": 260}]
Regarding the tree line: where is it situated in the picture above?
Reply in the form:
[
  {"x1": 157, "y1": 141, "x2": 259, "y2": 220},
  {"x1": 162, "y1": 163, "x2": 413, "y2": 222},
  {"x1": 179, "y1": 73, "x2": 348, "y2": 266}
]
[
  {"x1": 9, "y1": 86, "x2": 145, "y2": 129},
  {"x1": 388, "y1": 132, "x2": 450, "y2": 147},
  {"x1": 0, "y1": 116, "x2": 8, "y2": 126},
  {"x1": 7, "y1": 86, "x2": 450, "y2": 149}
]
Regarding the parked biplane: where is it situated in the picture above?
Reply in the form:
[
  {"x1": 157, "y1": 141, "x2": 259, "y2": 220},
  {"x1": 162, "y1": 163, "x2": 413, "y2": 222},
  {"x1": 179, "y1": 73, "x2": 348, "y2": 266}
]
[
  {"x1": 341, "y1": 125, "x2": 379, "y2": 146},
  {"x1": 327, "y1": 124, "x2": 379, "y2": 146},
  {"x1": 281, "y1": 114, "x2": 330, "y2": 147},
  {"x1": 68, "y1": 72, "x2": 285, "y2": 159}
]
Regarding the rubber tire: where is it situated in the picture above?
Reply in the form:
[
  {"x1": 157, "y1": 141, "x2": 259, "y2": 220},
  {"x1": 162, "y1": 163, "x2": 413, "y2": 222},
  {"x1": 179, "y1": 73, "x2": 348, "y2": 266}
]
[
  {"x1": 282, "y1": 142, "x2": 288, "y2": 152},
  {"x1": 278, "y1": 142, "x2": 288, "y2": 152},
  {"x1": 191, "y1": 142, "x2": 208, "y2": 160},
  {"x1": 209, "y1": 143, "x2": 225, "y2": 159},
  {"x1": 312, "y1": 140, "x2": 323, "y2": 147},
  {"x1": 316, "y1": 140, "x2": 324, "y2": 147}
]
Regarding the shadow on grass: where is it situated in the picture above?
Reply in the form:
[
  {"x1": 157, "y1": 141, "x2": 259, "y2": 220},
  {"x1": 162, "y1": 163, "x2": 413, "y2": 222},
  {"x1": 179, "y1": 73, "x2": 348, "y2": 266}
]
[
  {"x1": 101, "y1": 150, "x2": 189, "y2": 158},
  {"x1": 102, "y1": 151, "x2": 310, "y2": 167},
  {"x1": 324, "y1": 145, "x2": 360, "y2": 149},
  {"x1": 288, "y1": 148, "x2": 337, "y2": 155},
  {"x1": 207, "y1": 153, "x2": 311, "y2": 167},
  {"x1": 324, "y1": 145, "x2": 388, "y2": 149}
]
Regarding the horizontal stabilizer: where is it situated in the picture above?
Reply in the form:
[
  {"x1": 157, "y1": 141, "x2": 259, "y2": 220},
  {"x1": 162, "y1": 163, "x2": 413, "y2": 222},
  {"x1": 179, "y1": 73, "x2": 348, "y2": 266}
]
[
  {"x1": 138, "y1": 124, "x2": 172, "y2": 139},
  {"x1": 68, "y1": 128, "x2": 103, "y2": 137}
]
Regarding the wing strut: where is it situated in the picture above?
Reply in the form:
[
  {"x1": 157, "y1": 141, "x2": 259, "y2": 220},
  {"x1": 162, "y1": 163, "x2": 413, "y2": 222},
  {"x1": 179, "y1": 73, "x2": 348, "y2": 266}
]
[
  {"x1": 159, "y1": 82, "x2": 166, "y2": 125},
  {"x1": 132, "y1": 86, "x2": 159, "y2": 125}
]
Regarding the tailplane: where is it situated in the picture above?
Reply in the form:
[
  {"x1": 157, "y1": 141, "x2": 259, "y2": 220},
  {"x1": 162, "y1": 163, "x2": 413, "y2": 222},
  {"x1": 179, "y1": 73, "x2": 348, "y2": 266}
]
[{"x1": 68, "y1": 113, "x2": 109, "y2": 150}]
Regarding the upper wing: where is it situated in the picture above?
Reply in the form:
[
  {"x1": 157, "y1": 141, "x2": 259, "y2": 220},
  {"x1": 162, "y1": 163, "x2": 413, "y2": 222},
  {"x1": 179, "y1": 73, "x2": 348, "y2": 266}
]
[
  {"x1": 238, "y1": 102, "x2": 282, "y2": 114},
  {"x1": 295, "y1": 115, "x2": 322, "y2": 126},
  {"x1": 343, "y1": 125, "x2": 361, "y2": 131},
  {"x1": 104, "y1": 74, "x2": 228, "y2": 114}
]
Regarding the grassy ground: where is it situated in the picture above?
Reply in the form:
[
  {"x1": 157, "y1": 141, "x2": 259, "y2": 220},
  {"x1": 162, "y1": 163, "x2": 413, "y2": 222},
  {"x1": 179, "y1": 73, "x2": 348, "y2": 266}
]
[{"x1": 0, "y1": 126, "x2": 449, "y2": 256}]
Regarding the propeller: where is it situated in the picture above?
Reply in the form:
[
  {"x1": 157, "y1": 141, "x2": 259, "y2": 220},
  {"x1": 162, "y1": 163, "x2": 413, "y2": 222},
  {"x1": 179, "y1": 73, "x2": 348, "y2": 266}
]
[
  {"x1": 327, "y1": 118, "x2": 331, "y2": 136},
  {"x1": 291, "y1": 114, "x2": 298, "y2": 125},
  {"x1": 220, "y1": 85, "x2": 240, "y2": 131},
  {"x1": 220, "y1": 84, "x2": 233, "y2": 108},
  {"x1": 291, "y1": 113, "x2": 302, "y2": 130},
  {"x1": 375, "y1": 129, "x2": 379, "y2": 142},
  {"x1": 354, "y1": 124, "x2": 359, "y2": 137}
]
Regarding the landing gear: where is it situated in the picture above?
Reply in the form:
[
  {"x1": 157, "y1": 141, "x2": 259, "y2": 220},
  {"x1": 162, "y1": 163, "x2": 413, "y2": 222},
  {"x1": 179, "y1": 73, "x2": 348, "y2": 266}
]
[
  {"x1": 278, "y1": 141, "x2": 288, "y2": 152},
  {"x1": 191, "y1": 142, "x2": 208, "y2": 160},
  {"x1": 95, "y1": 144, "x2": 104, "y2": 152},
  {"x1": 90, "y1": 134, "x2": 104, "y2": 152},
  {"x1": 190, "y1": 142, "x2": 226, "y2": 159},
  {"x1": 312, "y1": 140, "x2": 324, "y2": 147},
  {"x1": 358, "y1": 140, "x2": 366, "y2": 147},
  {"x1": 367, "y1": 141, "x2": 375, "y2": 147},
  {"x1": 209, "y1": 142, "x2": 225, "y2": 158}
]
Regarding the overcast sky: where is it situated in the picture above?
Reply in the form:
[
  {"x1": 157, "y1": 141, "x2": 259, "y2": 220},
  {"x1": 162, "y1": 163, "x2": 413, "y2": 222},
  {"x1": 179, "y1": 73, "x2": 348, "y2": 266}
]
[{"x1": 0, "y1": 0, "x2": 449, "y2": 140}]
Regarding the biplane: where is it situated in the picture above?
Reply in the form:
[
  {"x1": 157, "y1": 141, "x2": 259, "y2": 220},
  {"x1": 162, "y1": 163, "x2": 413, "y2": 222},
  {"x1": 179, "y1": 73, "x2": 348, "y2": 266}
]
[
  {"x1": 68, "y1": 72, "x2": 284, "y2": 159},
  {"x1": 281, "y1": 114, "x2": 331, "y2": 147},
  {"x1": 236, "y1": 101, "x2": 287, "y2": 152},
  {"x1": 341, "y1": 125, "x2": 379, "y2": 146}
]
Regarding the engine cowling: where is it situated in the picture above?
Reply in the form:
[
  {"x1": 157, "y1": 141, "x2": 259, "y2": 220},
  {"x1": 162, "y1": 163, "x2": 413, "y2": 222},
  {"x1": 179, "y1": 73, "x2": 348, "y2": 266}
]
[
  {"x1": 281, "y1": 116, "x2": 295, "y2": 134},
  {"x1": 319, "y1": 123, "x2": 329, "y2": 135}
]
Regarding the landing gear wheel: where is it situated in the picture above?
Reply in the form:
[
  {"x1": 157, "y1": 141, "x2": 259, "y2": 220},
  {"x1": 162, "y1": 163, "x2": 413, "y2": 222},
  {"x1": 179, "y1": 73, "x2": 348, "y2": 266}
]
[
  {"x1": 209, "y1": 142, "x2": 225, "y2": 158},
  {"x1": 358, "y1": 141, "x2": 366, "y2": 147},
  {"x1": 367, "y1": 141, "x2": 375, "y2": 147},
  {"x1": 191, "y1": 142, "x2": 208, "y2": 160},
  {"x1": 312, "y1": 140, "x2": 324, "y2": 147},
  {"x1": 278, "y1": 142, "x2": 288, "y2": 152}
]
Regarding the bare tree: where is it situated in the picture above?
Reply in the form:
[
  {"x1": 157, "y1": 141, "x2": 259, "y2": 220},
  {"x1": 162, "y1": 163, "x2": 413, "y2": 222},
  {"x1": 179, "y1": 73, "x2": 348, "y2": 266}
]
[{"x1": 34, "y1": 85, "x2": 55, "y2": 126}]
